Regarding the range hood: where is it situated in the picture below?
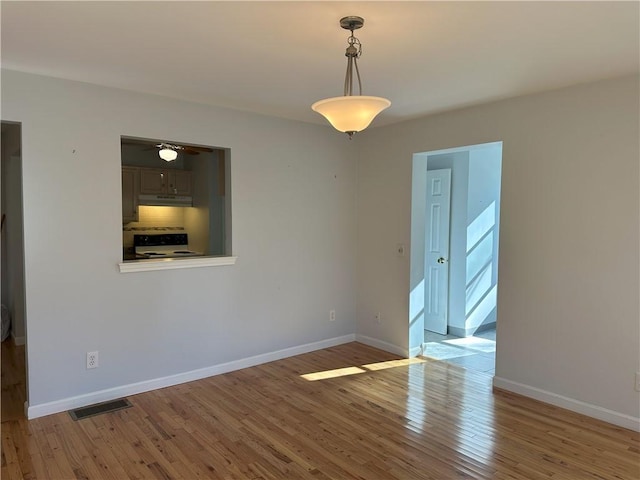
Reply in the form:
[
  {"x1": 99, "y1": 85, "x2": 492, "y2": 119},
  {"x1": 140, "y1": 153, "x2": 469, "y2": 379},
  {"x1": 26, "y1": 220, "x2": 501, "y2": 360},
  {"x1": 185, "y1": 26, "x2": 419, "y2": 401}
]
[{"x1": 138, "y1": 194, "x2": 193, "y2": 207}]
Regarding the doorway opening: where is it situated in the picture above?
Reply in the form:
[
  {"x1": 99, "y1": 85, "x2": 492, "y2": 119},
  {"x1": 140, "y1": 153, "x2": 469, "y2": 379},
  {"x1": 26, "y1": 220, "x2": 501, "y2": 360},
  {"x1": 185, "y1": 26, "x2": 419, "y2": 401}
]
[
  {"x1": 1, "y1": 121, "x2": 27, "y2": 421},
  {"x1": 409, "y1": 142, "x2": 502, "y2": 376}
]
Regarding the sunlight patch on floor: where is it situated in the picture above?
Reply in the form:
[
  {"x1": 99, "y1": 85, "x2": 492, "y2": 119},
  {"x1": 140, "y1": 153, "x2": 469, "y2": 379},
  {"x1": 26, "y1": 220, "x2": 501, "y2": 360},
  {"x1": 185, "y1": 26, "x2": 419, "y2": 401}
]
[
  {"x1": 301, "y1": 366, "x2": 367, "y2": 381},
  {"x1": 422, "y1": 342, "x2": 477, "y2": 360},
  {"x1": 443, "y1": 336, "x2": 495, "y2": 353},
  {"x1": 301, "y1": 358, "x2": 426, "y2": 381},
  {"x1": 362, "y1": 357, "x2": 425, "y2": 371}
]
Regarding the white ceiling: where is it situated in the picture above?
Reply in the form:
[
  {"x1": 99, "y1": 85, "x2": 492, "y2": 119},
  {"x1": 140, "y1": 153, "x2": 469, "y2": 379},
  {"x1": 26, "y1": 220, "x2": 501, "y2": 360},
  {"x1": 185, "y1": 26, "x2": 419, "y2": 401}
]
[{"x1": 2, "y1": 1, "x2": 638, "y2": 127}]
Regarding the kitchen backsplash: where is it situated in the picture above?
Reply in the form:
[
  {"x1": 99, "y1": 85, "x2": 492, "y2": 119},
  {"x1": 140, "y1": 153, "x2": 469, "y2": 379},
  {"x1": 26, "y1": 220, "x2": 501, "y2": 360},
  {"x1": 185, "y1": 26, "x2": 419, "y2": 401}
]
[
  {"x1": 123, "y1": 226, "x2": 185, "y2": 231},
  {"x1": 123, "y1": 205, "x2": 186, "y2": 247}
]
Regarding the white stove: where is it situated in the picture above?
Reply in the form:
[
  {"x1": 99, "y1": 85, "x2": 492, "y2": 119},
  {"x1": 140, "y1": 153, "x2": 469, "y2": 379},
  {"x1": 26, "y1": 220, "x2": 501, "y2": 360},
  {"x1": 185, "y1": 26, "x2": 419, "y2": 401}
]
[{"x1": 134, "y1": 233, "x2": 203, "y2": 259}]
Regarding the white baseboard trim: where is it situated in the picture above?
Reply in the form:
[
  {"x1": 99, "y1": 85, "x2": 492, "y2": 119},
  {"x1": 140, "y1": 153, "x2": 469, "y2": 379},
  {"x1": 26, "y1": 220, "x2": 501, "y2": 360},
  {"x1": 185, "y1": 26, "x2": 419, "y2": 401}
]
[
  {"x1": 408, "y1": 346, "x2": 422, "y2": 358},
  {"x1": 355, "y1": 334, "x2": 408, "y2": 357},
  {"x1": 447, "y1": 326, "x2": 467, "y2": 338},
  {"x1": 493, "y1": 376, "x2": 640, "y2": 432},
  {"x1": 11, "y1": 333, "x2": 25, "y2": 346},
  {"x1": 27, "y1": 334, "x2": 356, "y2": 419}
]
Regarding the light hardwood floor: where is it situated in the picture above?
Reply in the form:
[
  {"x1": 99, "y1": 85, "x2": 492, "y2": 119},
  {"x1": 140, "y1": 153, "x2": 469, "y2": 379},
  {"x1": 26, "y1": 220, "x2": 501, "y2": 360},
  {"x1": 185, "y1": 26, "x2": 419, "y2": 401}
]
[{"x1": 2, "y1": 341, "x2": 639, "y2": 479}]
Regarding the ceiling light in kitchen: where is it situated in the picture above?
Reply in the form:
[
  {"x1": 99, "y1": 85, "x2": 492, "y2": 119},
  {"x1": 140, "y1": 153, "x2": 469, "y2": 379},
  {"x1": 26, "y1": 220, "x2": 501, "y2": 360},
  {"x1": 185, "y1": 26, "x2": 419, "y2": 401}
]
[{"x1": 159, "y1": 147, "x2": 178, "y2": 161}]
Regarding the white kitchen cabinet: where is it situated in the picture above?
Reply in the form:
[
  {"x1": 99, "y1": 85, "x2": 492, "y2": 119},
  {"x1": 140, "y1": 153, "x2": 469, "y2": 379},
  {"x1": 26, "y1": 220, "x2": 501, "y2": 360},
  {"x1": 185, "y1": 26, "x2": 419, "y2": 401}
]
[
  {"x1": 139, "y1": 168, "x2": 165, "y2": 194},
  {"x1": 139, "y1": 168, "x2": 192, "y2": 195},
  {"x1": 168, "y1": 170, "x2": 192, "y2": 195}
]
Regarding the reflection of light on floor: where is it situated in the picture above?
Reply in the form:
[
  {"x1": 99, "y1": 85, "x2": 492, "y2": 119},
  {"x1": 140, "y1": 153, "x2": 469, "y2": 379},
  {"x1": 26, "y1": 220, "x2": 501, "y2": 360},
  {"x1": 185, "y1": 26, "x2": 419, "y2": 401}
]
[
  {"x1": 362, "y1": 357, "x2": 425, "y2": 371},
  {"x1": 301, "y1": 357, "x2": 426, "y2": 381},
  {"x1": 443, "y1": 336, "x2": 496, "y2": 354},
  {"x1": 406, "y1": 363, "x2": 427, "y2": 435}
]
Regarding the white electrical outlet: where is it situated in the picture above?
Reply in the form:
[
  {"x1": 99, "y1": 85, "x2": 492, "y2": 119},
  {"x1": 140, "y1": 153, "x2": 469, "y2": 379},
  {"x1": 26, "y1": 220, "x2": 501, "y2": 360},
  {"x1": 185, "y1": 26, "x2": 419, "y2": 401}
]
[
  {"x1": 375, "y1": 312, "x2": 382, "y2": 324},
  {"x1": 87, "y1": 351, "x2": 99, "y2": 369},
  {"x1": 635, "y1": 372, "x2": 640, "y2": 392},
  {"x1": 329, "y1": 310, "x2": 336, "y2": 322}
]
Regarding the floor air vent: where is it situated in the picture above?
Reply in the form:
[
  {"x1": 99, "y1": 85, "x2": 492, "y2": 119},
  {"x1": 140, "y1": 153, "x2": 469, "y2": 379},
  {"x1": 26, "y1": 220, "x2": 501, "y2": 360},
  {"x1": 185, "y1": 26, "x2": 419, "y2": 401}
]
[{"x1": 69, "y1": 398, "x2": 132, "y2": 420}]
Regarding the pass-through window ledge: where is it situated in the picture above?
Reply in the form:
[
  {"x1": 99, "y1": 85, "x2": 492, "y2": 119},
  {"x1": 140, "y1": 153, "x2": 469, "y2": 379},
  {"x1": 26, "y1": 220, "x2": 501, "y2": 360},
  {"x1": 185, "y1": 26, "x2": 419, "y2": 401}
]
[{"x1": 119, "y1": 256, "x2": 237, "y2": 273}]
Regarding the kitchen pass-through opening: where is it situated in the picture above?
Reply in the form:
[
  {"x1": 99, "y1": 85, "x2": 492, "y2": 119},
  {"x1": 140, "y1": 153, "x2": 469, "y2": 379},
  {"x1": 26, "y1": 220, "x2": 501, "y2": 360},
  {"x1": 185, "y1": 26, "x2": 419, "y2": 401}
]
[{"x1": 121, "y1": 136, "x2": 231, "y2": 263}]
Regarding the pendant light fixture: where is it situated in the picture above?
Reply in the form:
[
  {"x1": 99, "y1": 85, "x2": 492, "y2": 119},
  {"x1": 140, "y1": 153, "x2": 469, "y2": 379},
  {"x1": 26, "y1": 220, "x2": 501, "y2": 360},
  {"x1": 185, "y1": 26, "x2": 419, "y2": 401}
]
[{"x1": 312, "y1": 16, "x2": 390, "y2": 139}]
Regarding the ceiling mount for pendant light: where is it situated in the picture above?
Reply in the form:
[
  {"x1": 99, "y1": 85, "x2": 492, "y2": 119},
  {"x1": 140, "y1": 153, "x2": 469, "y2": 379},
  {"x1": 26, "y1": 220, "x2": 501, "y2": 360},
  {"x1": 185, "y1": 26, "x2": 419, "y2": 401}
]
[{"x1": 311, "y1": 16, "x2": 391, "y2": 139}]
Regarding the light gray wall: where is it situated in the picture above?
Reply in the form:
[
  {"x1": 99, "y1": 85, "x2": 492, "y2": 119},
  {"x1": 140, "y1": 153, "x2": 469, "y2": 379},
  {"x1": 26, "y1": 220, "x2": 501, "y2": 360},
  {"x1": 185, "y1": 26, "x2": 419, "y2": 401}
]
[
  {"x1": 465, "y1": 144, "x2": 502, "y2": 334},
  {"x1": 1, "y1": 69, "x2": 358, "y2": 410},
  {"x1": 357, "y1": 75, "x2": 640, "y2": 421}
]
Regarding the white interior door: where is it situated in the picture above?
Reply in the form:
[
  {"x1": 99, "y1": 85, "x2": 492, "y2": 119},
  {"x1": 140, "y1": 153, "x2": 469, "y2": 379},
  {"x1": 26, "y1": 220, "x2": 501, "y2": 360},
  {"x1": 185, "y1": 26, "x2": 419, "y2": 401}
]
[{"x1": 424, "y1": 169, "x2": 451, "y2": 334}]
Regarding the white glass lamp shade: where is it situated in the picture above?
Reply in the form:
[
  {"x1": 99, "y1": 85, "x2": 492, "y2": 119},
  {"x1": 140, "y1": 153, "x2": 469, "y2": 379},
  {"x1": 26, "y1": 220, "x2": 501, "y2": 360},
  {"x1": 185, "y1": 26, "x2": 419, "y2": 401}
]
[
  {"x1": 311, "y1": 95, "x2": 391, "y2": 133},
  {"x1": 159, "y1": 148, "x2": 178, "y2": 162}
]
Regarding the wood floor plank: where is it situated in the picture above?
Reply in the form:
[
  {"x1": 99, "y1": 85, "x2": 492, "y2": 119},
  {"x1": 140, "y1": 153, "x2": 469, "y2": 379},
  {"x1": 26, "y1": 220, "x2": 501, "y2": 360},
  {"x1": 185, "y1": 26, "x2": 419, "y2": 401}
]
[{"x1": 2, "y1": 341, "x2": 639, "y2": 479}]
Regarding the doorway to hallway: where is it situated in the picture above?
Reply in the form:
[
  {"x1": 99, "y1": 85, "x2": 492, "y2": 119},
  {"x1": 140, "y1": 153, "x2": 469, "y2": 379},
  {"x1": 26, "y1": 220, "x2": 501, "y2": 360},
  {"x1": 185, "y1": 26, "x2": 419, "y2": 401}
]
[
  {"x1": 1, "y1": 121, "x2": 27, "y2": 419},
  {"x1": 409, "y1": 141, "x2": 502, "y2": 376}
]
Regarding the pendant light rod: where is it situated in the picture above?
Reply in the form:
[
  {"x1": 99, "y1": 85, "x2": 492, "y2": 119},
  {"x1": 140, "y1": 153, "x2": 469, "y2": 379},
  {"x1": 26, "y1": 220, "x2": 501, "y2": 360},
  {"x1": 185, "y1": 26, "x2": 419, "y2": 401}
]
[
  {"x1": 311, "y1": 16, "x2": 391, "y2": 139},
  {"x1": 342, "y1": 16, "x2": 364, "y2": 97}
]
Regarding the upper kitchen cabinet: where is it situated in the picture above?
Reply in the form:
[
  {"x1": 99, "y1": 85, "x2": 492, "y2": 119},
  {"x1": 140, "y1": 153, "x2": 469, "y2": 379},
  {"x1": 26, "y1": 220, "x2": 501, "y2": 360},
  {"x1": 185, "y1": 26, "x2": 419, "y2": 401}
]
[
  {"x1": 122, "y1": 166, "x2": 139, "y2": 223},
  {"x1": 139, "y1": 168, "x2": 192, "y2": 195},
  {"x1": 169, "y1": 170, "x2": 192, "y2": 195}
]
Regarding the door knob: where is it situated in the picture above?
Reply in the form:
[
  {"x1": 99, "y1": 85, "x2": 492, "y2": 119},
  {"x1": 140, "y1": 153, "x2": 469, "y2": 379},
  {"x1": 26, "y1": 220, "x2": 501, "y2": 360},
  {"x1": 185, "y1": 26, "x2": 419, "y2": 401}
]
[{"x1": 437, "y1": 257, "x2": 447, "y2": 264}]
